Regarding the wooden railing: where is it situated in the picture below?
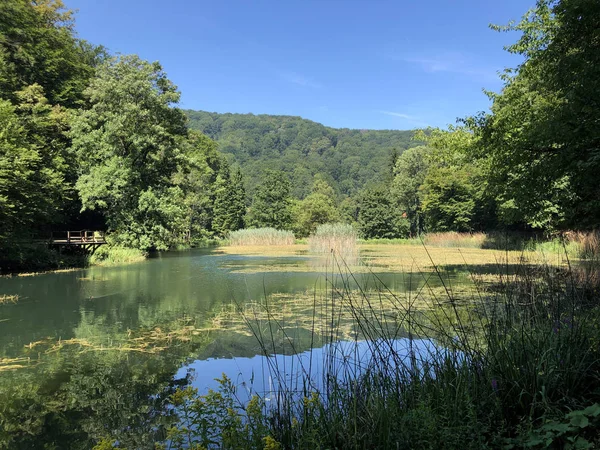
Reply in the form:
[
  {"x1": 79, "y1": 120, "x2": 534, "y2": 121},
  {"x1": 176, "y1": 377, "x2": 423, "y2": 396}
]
[{"x1": 49, "y1": 230, "x2": 106, "y2": 245}]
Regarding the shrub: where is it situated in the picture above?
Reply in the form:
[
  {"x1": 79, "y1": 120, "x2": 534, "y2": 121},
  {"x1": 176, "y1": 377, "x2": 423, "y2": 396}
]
[{"x1": 89, "y1": 246, "x2": 147, "y2": 265}]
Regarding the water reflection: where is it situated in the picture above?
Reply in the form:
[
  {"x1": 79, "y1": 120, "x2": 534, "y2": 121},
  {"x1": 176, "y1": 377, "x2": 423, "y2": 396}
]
[{"x1": 179, "y1": 338, "x2": 441, "y2": 406}]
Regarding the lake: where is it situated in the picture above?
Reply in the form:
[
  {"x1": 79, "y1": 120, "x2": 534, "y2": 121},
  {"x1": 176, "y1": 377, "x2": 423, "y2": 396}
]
[{"x1": 0, "y1": 245, "x2": 524, "y2": 448}]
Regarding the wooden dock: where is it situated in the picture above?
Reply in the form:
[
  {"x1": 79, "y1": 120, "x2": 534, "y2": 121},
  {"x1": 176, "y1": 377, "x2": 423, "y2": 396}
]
[{"x1": 49, "y1": 230, "x2": 106, "y2": 253}]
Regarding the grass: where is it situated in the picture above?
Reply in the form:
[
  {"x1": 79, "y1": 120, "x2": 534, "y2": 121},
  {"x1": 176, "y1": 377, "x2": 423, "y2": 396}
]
[
  {"x1": 227, "y1": 228, "x2": 296, "y2": 246},
  {"x1": 159, "y1": 246, "x2": 600, "y2": 449},
  {"x1": 88, "y1": 246, "x2": 147, "y2": 266},
  {"x1": 364, "y1": 230, "x2": 600, "y2": 260}
]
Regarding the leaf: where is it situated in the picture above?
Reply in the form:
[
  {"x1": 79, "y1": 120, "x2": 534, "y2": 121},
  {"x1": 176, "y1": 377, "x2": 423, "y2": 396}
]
[
  {"x1": 569, "y1": 414, "x2": 589, "y2": 429},
  {"x1": 582, "y1": 403, "x2": 600, "y2": 418}
]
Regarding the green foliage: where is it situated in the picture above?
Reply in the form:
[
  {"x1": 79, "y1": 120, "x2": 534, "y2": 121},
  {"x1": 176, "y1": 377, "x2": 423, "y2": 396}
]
[
  {"x1": 71, "y1": 55, "x2": 189, "y2": 250},
  {"x1": 212, "y1": 161, "x2": 246, "y2": 237},
  {"x1": 508, "y1": 404, "x2": 600, "y2": 449},
  {"x1": 166, "y1": 375, "x2": 274, "y2": 449},
  {"x1": 472, "y1": 0, "x2": 600, "y2": 229},
  {"x1": 246, "y1": 170, "x2": 293, "y2": 230},
  {"x1": 391, "y1": 145, "x2": 429, "y2": 236},
  {"x1": 88, "y1": 245, "x2": 147, "y2": 266},
  {"x1": 185, "y1": 110, "x2": 418, "y2": 198},
  {"x1": 358, "y1": 185, "x2": 408, "y2": 239},
  {"x1": 0, "y1": 96, "x2": 65, "y2": 243},
  {"x1": 421, "y1": 165, "x2": 478, "y2": 232},
  {"x1": 174, "y1": 131, "x2": 223, "y2": 242},
  {"x1": 0, "y1": 0, "x2": 104, "y2": 108},
  {"x1": 292, "y1": 179, "x2": 339, "y2": 237}
]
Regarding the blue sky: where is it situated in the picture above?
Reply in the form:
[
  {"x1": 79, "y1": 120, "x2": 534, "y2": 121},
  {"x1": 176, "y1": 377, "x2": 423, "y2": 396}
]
[{"x1": 68, "y1": 0, "x2": 532, "y2": 130}]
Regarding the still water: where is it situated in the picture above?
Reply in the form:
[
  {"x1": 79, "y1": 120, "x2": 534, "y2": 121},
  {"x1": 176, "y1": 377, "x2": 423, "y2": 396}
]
[{"x1": 0, "y1": 248, "x2": 452, "y2": 448}]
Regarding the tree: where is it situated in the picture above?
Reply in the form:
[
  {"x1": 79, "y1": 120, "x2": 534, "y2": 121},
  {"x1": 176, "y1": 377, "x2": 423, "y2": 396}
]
[
  {"x1": 357, "y1": 186, "x2": 408, "y2": 239},
  {"x1": 70, "y1": 55, "x2": 188, "y2": 250},
  {"x1": 174, "y1": 131, "x2": 222, "y2": 241},
  {"x1": 391, "y1": 146, "x2": 429, "y2": 236},
  {"x1": 420, "y1": 166, "x2": 477, "y2": 232},
  {"x1": 0, "y1": 0, "x2": 104, "y2": 108},
  {"x1": 472, "y1": 0, "x2": 600, "y2": 229},
  {"x1": 246, "y1": 170, "x2": 293, "y2": 230},
  {"x1": 292, "y1": 179, "x2": 339, "y2": 237},
  {"x1": 212, "y1": 160, "x2": 246, "y2": 237},
  {"x1": 0, "y1": 98, "x2": 64, "y2": 242}
]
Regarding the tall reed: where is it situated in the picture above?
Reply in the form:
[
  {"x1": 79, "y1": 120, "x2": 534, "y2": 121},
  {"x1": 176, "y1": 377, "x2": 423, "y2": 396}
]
[
  {"x1": 308, "y1": 223, "x2": 358, "y2": 261},
  {"x1": 227, "y1": 228, "x2": 296, "y2": 246}
]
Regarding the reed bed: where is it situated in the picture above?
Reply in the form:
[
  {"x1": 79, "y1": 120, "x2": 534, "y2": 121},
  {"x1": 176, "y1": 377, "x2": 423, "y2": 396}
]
[
  {"x1": 227, "y1": 228, "x2": 296, "y2": 246},
  {"x1": 423, "y1": 231, "x2": 487, "y2": 248},
  {"x1": 308, "y1": 223, "x2": 358, "y2": 261}
]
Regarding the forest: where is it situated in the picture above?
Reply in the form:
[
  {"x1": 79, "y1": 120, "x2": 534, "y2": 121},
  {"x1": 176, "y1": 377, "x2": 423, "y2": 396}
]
[{"x1": 1, "y1": 0, "x2": 598, "y2": 265}]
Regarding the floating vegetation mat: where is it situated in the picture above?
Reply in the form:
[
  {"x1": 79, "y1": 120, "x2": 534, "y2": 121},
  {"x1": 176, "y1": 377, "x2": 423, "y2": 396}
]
[{"x1": 0, "y1": 294, "x2": 19, "y2": 305}]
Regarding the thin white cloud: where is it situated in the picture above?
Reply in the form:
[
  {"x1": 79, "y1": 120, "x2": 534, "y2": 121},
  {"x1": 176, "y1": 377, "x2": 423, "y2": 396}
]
[
  {"x1": 280, "y1": 71, "x2": 322, "y2": 88},
  {"x1": 390, "y1": 51, "x2": 500, "y2": 83},
  {"x1": 378, "y1": 110, "x2": 430, "y2": 128},
  {"x1": 378, "y1": 110, "x2": 417, "y2": 120}
]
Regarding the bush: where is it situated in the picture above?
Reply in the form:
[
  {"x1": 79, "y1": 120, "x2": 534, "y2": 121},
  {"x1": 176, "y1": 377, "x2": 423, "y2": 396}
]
[
  {"x1": 88, "y1": 246, "x2": 147, "y2": 265},
  {"x1": 227, "y1": 228, "x2": 295, "y2": 246}
]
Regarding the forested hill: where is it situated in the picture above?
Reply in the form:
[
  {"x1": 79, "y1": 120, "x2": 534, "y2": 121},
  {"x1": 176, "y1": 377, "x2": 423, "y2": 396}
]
[{"x1": 185, "y1": 110, "x2": 417, "y2": 198}]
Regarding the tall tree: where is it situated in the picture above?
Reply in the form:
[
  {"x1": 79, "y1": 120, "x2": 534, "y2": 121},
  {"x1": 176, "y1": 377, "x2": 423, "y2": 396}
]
[
  {"x1": 212, "y1": 160, "x2": 246, "y2": 237},
  {"x1": 174, "y1": 131, "x2": 222, "y2": 241},
  {"x1": 472, "y1": 0, "x2": 600, "y2": 229},
  {"x1": 246, "y1": 170, "x2": 293, "y2": 230},
  {"x1": 0, "y1": 0, "x2": 103, "y2": 107},
  {"x1": 70, "y1": 55, "x2": 188, "y2": 250},
  {"x1": 358, "y1": 186, "x2": 408, "y2": 239},
  {"x1": 0, "y1": 98, "x2": 64, "y2": 243},
  {"x1": 292, "y1": 179, "x2": 339, "y2": 237},
  {"x1": 391, "y1": 146, "x2": 429, "y2": 236}
]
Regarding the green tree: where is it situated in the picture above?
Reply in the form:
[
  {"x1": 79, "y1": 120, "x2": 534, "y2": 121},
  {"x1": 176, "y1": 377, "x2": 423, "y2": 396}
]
[
  {"x1": 0, "y1": 98, "x2": 64, "y2": 243},
  {"x1": 357, "y1": 186, "x2": 408, "y2": 239},
  {"x1": 391, "y1": 146, "x2": 429, "y2": 236},
  {"x1": 70, "y1": 55, "x2": 188, "y2": 250},
  {"x1": 471, "y1": 0, "x2": 600, "y2": 229},
  {"x1": 212, "y1": 160, "x2": 246, "y2": 237},
  {"x1": 0, "y1": 0, "x2": 103, "y2": 108},
  {"x1": 174, "y1": 131, "x2": 222, "y2": 242},
  {"x1": 246, "y1": 170, "x2": 293, "y2": 230},
  {"x1": 292, "y1": 179, "x2": 339, "y2": 237},
  {"x1": 420, "y1": 166, "x2": 477, "y2": 232}
]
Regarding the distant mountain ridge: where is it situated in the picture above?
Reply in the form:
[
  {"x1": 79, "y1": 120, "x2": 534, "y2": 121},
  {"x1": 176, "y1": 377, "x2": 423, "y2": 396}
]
[{"x1": 185, "y1": 110, "x2": 418, "y2": 199}]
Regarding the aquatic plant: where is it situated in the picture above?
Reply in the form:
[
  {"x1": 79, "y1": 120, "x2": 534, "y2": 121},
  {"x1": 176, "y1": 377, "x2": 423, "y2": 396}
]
[
  {"x1": 88, "y1": 245, "x2": 147, "y2": 265},
  {"x1": 227, "y1": 228, "x2": 295, "y2": 246},
  {"x1": 308, "y1": 223, "x2": 358, "y2": 262}
]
